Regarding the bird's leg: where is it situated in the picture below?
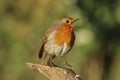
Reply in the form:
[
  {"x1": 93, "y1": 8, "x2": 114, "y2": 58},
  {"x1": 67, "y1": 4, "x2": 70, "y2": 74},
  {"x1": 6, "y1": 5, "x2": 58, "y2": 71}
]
[
  {"x1": 41, "y1": 54, "x2": 54, "y2": 66},
  {"x1": 45, "y1": 54, "x2": 57, "y2": 67},
  {"x1": 49, "y1": 55, "x2": 57, "y2": 67},
  {"x1": 45, "y1": 54, "x2": 51, "y2": 65},
  {"x1": 41, "y1": 52, "x2": 56, "y2": 67},
  {"x1": 41, "y1": 54, "x2": 51, "y2": 66},
  {"x1": 61, "y1": 56, "x2": 72, "y2": 67}
]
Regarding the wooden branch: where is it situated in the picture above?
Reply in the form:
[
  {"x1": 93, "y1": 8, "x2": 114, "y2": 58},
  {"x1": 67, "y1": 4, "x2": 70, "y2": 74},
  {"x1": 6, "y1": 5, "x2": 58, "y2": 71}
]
[{"x1": 27, "y1": 63, "x2": 81, "y2": 80}]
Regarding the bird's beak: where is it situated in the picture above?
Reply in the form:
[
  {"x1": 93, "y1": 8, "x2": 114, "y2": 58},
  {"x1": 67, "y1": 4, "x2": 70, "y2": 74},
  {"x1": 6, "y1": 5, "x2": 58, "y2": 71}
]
[
  {"x1": 73, "y1": 18, "x2": 80, "y2": 29},
  {"x1": 74, "y1": 18, "x2": 80, "y2": 22},
  {"x1": 71, "y1": 18, "x2": 79, "y2": 24}
]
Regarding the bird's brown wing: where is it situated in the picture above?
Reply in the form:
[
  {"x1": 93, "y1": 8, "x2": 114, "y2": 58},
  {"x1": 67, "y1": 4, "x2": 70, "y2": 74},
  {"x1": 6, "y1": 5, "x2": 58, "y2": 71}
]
[
  {"x1": 38, "y1": 36, "x2": 47, "y2": 58},
  {"x1": 38, "y1": 25, "x2": 58, "y2": 58}
]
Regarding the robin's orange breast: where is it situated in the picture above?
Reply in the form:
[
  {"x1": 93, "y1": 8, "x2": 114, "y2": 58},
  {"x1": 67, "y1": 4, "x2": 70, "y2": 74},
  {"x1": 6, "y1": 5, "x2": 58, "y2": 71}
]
[{"x1": 54, "y1": 24, "x2": 74, "y2": 46}]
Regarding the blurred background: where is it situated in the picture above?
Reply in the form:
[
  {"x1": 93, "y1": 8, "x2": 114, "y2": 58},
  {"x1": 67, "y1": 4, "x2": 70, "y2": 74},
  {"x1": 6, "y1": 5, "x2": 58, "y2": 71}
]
[{"x1": 0, "y1": 0, "x2": 120, "y2": 80}]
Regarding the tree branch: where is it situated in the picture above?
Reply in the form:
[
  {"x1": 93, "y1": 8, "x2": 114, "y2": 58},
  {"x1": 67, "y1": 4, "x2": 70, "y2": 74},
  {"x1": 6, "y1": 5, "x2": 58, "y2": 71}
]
[{"x1": 26, "y1": 63, "x2": 81, "y2": 80}]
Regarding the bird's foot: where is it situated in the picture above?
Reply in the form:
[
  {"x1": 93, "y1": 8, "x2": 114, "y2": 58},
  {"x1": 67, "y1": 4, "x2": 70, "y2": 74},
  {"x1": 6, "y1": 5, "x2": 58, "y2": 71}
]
[{"x1": 41, "y1": 61, "x2": 57, "y2": 67}]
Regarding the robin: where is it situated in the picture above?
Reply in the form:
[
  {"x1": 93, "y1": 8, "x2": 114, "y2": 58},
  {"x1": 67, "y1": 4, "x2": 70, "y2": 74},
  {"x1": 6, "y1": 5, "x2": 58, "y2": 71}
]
[{"x1": 38, "y1": 17, "x2": 78, "y2": 67}]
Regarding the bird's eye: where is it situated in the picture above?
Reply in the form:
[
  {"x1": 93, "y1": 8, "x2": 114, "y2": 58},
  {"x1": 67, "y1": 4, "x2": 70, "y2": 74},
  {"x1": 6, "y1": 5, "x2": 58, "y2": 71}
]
[{"x1": 66, "y1": 20, "x2": 69, "y2": 23}]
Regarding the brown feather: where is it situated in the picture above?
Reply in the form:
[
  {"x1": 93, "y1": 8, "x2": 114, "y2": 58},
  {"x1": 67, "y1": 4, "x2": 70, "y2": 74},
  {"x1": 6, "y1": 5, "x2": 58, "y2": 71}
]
[{"x1": 38, "y1": 24, "x2": 59, "y2": 58}]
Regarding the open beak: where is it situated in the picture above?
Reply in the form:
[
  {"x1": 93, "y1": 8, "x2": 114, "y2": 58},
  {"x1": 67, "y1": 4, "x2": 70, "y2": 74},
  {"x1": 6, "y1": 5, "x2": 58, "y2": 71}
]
[
  {"x1": 74, "y1": 18, "x2": 80, "y2": 22},
  {"x1": 73, "y1": 18, "x2": 80, "y2": 29}
]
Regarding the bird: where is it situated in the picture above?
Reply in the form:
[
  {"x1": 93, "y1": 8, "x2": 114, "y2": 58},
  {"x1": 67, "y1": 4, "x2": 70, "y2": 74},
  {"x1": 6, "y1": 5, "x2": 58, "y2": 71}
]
[{"x1": 38, "y1": 17, "x2": 78, "y2": 67}]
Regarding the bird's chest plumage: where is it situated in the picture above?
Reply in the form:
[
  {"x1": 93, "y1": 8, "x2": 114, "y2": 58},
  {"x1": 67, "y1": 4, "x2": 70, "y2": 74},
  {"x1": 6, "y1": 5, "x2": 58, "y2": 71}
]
[
  {"x1": 44, "y1": 24, "x2": 75, "y2": 56},
  {"x1": 54, "y1": 24, "x2": 74, "y2": 46}
]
